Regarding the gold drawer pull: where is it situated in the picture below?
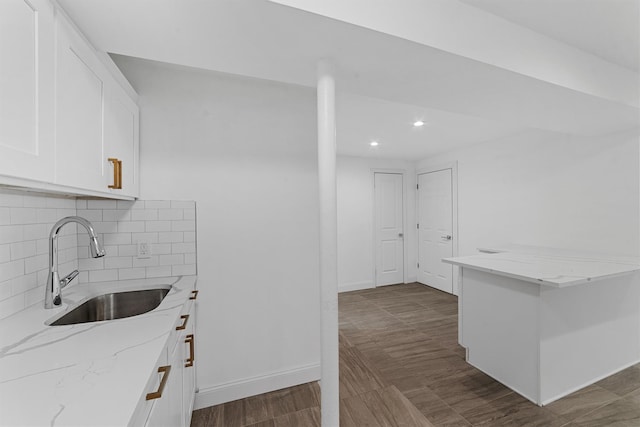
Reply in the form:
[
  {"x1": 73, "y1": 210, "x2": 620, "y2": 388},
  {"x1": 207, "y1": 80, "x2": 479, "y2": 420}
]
[
  {"x1": 190, "y1": 290, "x2": 199, "y2": 300},
  {"x1": 185, "y1": 334, "x2": 195, "y2": 367},
  {"x1": 146, "y1": 365, "x2": 171, "y2": 400},
  {"x1": 176, "y1": 314, "x2": 189, "y2": 331},
  {"x1": 108, "y1": 158, "x2": 122, "y2": 189}
]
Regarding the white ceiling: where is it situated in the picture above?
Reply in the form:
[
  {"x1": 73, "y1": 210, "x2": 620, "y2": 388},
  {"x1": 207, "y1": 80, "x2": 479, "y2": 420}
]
[
  {"x1": 460, "y1": 0, "x2": 640, "y2": 72},
  {"x1": 337, "y1": 94, "x2": 525, "y2": 159},
  {"x1": 58, "y1": 0, "x2": 639, "y2": 160}
]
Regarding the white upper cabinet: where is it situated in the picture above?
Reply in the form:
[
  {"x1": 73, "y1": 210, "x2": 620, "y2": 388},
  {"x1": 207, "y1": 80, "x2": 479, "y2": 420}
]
[
  {"x1": 0, "y1": 0, "x2": 139, "y2": 199},
  {"x1": 55, "y1": 15, "x2": 106, "y2": 191},
  {"x1": 0, "y1": 0, "x2": 55, "y2": 182},
  {"x1": 104, "y1": 82, "x2": 140, "y2": 198}
]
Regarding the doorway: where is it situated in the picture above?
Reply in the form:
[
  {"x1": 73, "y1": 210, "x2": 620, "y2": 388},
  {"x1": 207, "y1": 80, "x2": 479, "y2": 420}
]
[
  {"x1": 417, "y1": 165, "x2": 458, "y2": 294},
  {"x1": 373, "y1": 172, "x2": 405, "y2": 287}
]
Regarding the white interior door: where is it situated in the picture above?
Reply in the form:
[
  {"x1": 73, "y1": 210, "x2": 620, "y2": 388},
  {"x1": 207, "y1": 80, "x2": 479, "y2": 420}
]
[
  {"x1": 418, "y1": 169, "x2": 453, "y2": 294},
  {"x1": 374, "y1": 173, "x2": 404, "y2": 286}
]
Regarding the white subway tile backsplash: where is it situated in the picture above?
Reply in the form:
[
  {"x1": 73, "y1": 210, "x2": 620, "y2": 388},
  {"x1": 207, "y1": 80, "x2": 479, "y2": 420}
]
[
  {"x1": 103, "y1": 233, "x2": 132, "y2": 246},
  {"x1": 36, "y1": 208, "x2": 61, "y2": 224},
  {"x1": 87, "y1": 200, "x2": 116, "y2": 209},
  {"x1": 172, "y1": 264, "x2": 196, "y2": 276},
  {"x1": 0, "y1": 225, "x2": 24, "y2": 245},
  {"x1": 131, "y1": 209, "x2": 158, "y2": 221},
  {"x1": 132, "y1": 256, "x2": 159, "y2": 268},
  {"x1": 145, "y1": 201, "x2": 170, "y2": 209},
  {"x1": 0, "y1": 190, "x2": 195, "y2": 318},
  {"x1": 171, "y1": 220, "x2": 195, "y2": 232},
  {"x1": 151, "y1": 243, "x2": 172, "y2": 255},
  {"x1": 184, "y1": 253, "x2": 196, "y2": 265},
  {"x1": 172, "y1": 242, "x2": 196, "y2": 254},
  {"x1": 93, "y1": 222, "x2": 118, "y2": 234},
  {"x1": 158, "y1": 209, "x2": 183, "y2": 221},
  {"x1": 24, "y1": 254, "x2": 47, "y2": 275},
  {"x1": 118, "y1": 245, "x2": 137, "y2": 257},
  {"x1": 132, "y1": 232, "x2": 159, "y2": 244},
  {"x1": 23, "y1": 224, "x2": 47, "y2": 241},
  {"x1": 0, "y1": 192, "x2": 24, "y2": 207},
  {"x1": 104, "y1": 253, "x2": 133, "y2": 269},
  {"x1": 0, "y1": 279, "x2": 12, "y2": 301},
  {"x1": 158, "y1": 254, "x2": 184, "y2": 266},
  {"x1": 0, "y1": 260, "x2": 24, "y2": 281},
  {"x1": 171, "y1": 201, "x2": 194, "y2": 209},
  {"x1": 10, "y1": 207, "x2": 37, "y2": 225},
  {"x1": 146, "y1": 266, "x2": 172, "y2": 278},
  {"x1": 146, "y1": 221, "x2": 171, "y2": 232},
  {"x1": 117, "y1": 221, "x2": 146, "y2": 233},
  {"x1": 0, "y1": 294, "x2": 25, "y2": 320},
  {"x1": 183, "y1": 209, "x2": 196, "y2": 220},
  {"x1": 79, "y1": 257, "x2": 105, "y2": 270},
  {"x1": 117, "y1": 200, "x2": 141, "y2": 210},
  {"x1": 10, "y1": 241, "x2": 37, "y2": 260},
  {"x1": 24, "y1": 286, "x2": 44, "y2": 307},
  {"x1": 0, "y1": 244, "x2": 10, "y2": 264},
  {"x1": 11, "y1": 273, "x2": 38, "y2": 295},
  {"x1": 80, "y1": 209, "x2": 103, "y2": 222},
  {"x1": 0, "y1": 207, "x2": 10, "y2": 225},
  {"x1": 118, "y1": 268, "x2": 146, "y2": 280},
  {"x1": 76, "y1": 199, "x2": 196, "y2": 283},
  {"x1": 36, "y1": 239, "x2": 48, "y2": 255},
  {"x1": 158, "y1": 232, "x2": 183, "y2": 243},
  {"x1": 102, "y1": 209, "x2": 131, "y2": 222},
  {"x1": 89, "y1": 269, "x2": 118, "y2": 282}
]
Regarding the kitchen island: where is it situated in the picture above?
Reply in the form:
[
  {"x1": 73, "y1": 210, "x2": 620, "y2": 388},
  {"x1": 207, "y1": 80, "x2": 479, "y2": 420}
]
[{"x1": 443, "y1": 247, "x2": 640, "y2": 405}]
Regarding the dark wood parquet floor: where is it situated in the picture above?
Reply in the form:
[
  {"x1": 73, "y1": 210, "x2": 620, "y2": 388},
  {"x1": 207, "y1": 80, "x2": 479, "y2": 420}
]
[{"x1": 191, "y1": 283, "x2": 640, "y2": 426}]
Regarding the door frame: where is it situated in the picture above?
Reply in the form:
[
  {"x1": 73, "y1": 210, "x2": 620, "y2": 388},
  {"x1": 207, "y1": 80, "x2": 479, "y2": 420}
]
[
  {"x1": 371, "y1": 168, "x2": 408, "y2": 287},
  {"x1": 417, "y1": 161, "x2": 460, "y2": 294}
]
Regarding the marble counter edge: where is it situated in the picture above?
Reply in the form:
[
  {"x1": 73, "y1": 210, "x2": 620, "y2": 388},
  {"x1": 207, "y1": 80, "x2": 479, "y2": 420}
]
[{"x1": 442, "y1": 256, "x2": 640, "y2": 288}]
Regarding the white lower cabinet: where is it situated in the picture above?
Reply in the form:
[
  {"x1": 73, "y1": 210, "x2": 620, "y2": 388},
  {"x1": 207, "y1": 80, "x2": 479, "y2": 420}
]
[{"x1": 139, "y1": 295, "x2": 197, "y2": 427}]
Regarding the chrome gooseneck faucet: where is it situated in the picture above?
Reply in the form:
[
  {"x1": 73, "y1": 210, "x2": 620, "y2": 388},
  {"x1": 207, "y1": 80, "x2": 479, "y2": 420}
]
[{"x1": 44, "y1": 216, "x2": 106, "y2": 309}]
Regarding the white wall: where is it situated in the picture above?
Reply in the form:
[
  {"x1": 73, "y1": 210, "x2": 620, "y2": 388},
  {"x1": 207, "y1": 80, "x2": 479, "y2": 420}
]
[
  {"x1": 337, "y1": 156, "x2": 416, "y2": 291},
  {"x1": 418, "y1": 128, "x2": 640, "y2": 257},
  {"x1": 113, "y1": 56, "x2": 320, "y2": 407}
]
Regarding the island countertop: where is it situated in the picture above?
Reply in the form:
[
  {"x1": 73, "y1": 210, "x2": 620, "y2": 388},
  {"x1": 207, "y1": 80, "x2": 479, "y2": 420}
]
[
  {"x1": 443, "y1": 247, "x2": 640, "y2": 287},
  {"x1": 0, "y1": 275, "x2": 197, "y2": 426}
]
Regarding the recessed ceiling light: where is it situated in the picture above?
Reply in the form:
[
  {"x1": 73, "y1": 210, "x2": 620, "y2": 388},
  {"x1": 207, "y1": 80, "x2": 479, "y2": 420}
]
[
  {"x1": 370, "y1": 141, "x2": 379, "y2": 147},
  {"x1": 413, "y1": 120, "x2": 425, "y2": 127}
]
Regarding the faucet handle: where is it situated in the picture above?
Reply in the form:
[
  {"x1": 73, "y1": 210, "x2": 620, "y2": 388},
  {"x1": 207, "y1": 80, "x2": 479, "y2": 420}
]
[{"x1": 60, "y1": 270, "x2": 79, "y2": 289}]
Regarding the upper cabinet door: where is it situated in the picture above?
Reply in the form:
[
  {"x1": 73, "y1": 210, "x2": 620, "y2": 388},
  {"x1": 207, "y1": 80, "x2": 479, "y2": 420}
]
[
  {"x1": 104, "y1": 84, "x2": 140, "y2": 198},
  {"x1": 0, "y1": 0, "x2": 55, "y2": 182},
  {"x1": 54, "y1": 15, "x2": 106, "y2": 191}
]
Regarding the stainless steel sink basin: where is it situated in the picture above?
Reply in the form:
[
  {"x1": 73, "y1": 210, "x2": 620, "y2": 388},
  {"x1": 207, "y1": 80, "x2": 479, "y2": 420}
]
[{"x1": 50, "y1": 287, "x2": 170, "y2": 326}]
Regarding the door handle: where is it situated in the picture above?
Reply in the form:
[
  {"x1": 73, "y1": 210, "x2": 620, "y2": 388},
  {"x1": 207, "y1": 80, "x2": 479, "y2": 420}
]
[
  {"x1": 441, "y1": 235, "x2": 452, "y2": 241},
  {"x1": 398, "y1": 233, "x2": 404, "y2": 238}
]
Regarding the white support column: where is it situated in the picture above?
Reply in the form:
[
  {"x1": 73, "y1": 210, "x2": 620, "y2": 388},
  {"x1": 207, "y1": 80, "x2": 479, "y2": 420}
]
[{"x1": 317, "y1": 59, "x2": 339, "y2": 427}]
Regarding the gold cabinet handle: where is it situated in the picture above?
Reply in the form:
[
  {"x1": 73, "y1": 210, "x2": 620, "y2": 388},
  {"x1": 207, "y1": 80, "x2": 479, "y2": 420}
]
[
  {"x1": 146, "y1": 365, "x2": 171, "y2": 400},
  {"x1": 176, "y1": 314, "x2": 189, "y2": 331},
  {"x1": 185, "y1": 334, "x2": 195, "y2": 367},
  {"x1": 190, "y1": 290, "x2": 199, "y2": 300},
  {"x1": 108, "y1": 158, "x2": 122, "y2": 189}
]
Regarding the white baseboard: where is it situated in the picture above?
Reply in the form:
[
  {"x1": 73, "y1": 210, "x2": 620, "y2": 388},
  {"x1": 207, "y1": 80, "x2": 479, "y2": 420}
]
[
  {"x1": 406, "y1": 276, "x2": 418, "y2": 283},
  {"x1": 194, "y1": 363, "x2": 320, "y2": 410},
  {"x1": 338, "y1": 280, "x2": 374, "y2": 293}
]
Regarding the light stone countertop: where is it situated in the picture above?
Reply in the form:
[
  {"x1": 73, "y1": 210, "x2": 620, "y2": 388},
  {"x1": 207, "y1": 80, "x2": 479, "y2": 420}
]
[
  {"x1": 0, "y1": 275, "x2": 197, "y2": 426},
  {"x1": 443, "y1": 247, "x2": 640, "y2": 287}
]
